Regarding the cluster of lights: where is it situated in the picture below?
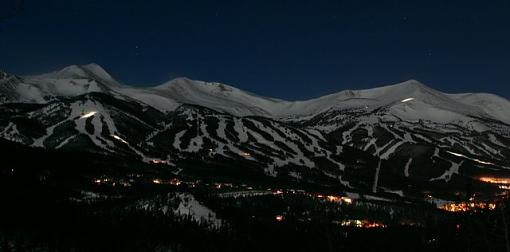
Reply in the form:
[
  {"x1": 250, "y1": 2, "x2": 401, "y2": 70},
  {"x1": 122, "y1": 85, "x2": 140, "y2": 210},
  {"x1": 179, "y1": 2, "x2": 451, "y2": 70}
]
[
  {"x1": 273, "y1": 190, "x2": 284, "y2": 195},
  {"x1": 340, "y1": 219, "x2": 387, "y2": 229},
  {"x1": 478, "y1": 176, "x2": 510, "y2": 185},
  {"x1": 477, "y1": 176, "x2": 510, "y2": 191},
  {"x1": 441, "y1": 202, "x2": 496, "y2": 212},
  {"x1": 94, "y1": 178, "x2": 110, "y2": 184},
  {"x1": 211, "y1": 182, "x2": 234, "y2": 189},
  {"x1": 275, "y1": 191, "x2": 353, "y2": 204},
  {"x1": 151, "y1": 178, "x2": 196, "y2": 187},
  {"x1": 170, "y1": 178, "x2": 182, "y2": 186},
  {"x1": 94, "y1": 175, "x2": 198, "y2": 188},
  {"x1": 342, "y1": 197, "x2": 353, "y2": 204},
  {"x1": 275, "y1": 215, "x2": 285, "y2": 222},
  {"x1": 240, "y1": 151, "x2": 251, "y2": 157},
  {"x1": 92, "y1": 177, "x2": 132, "y2": 187},
  {"x1": 315, "y1": 194, "x2": 353, "y2": 204},
  {"x1": 150, "y1": 159, "x2": 169, "y2": 164}
]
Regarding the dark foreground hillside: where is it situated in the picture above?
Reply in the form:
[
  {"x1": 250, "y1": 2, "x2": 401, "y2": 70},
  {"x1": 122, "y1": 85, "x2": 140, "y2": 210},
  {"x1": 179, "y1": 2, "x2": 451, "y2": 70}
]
[{"x1": 1, "y1": 139, "x2": 510, "y2": 252}]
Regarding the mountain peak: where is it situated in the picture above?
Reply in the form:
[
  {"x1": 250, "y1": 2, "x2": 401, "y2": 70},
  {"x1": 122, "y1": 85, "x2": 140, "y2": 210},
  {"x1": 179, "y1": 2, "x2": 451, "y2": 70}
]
[
  {"x1": 389, "y1": 79, "x2": 430, "y2": 91},
  {"x1": 170, "y1": 77, "x2": 193, "y2": 83},
  {"x1": 80, "y1": 63, "x2": 110, "y2": 75},
  {"x1": 27, "y1": 63, "x2": 120, "y2": 87},
  {"x1": 60, "y1": 63, "x2": 113, "y2": 79},
  {"x1": 401, "y1": 79, "x2": 425, "y2": 86},
  {"x1": 366, "y1": 79, "x2": 441, "y2": 100}
]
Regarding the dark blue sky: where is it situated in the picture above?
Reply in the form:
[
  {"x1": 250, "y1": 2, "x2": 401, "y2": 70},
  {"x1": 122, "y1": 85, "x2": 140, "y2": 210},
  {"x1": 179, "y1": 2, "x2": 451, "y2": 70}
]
[{"x1": 1, "y1": 0, "x2": 509, "y2": 100}]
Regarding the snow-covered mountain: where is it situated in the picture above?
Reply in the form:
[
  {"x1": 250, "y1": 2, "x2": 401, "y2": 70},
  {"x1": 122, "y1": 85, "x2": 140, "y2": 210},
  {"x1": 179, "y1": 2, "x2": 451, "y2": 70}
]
[
  {"x1": 130, "y1": 78, "x2": 510, "y2": 126},
  {"x1": 5, "y1": 64, "x2": 510, "y2": 124},
  {"x1": 2, "y1": 63, "x2": 510, "y2": 201},
  {"x1": 0, "y1": 64, "x2": 121, "y2": 104}
]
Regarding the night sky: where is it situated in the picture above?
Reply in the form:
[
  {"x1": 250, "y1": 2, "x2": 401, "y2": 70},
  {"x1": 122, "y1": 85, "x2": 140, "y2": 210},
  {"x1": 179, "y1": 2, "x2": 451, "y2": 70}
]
[{"x1": 1, "y1": 0, "x2": 509, "y2": 100}]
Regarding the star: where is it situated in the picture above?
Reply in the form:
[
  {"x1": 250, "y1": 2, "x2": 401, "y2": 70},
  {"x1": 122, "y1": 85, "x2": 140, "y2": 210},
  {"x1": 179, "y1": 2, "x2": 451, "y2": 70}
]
[{"x1": 134, "y1": 45, "x2": 141, "y2": 56}]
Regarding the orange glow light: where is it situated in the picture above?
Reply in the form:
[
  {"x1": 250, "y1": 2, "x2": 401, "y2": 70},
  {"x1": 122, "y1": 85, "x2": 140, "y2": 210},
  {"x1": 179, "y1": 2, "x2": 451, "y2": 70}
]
[{"x1": 479, "y1": 176, "x2": 510, "y2": 184}]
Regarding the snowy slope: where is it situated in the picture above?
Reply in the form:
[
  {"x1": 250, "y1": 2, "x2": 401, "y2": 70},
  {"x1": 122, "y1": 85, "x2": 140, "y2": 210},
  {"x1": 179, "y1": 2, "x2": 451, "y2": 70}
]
[
  {"x1": 25, "y1": 63, "x2": 121, "y2": 87},
  {"x1": 449, "y1": 93, "x2": 510, "y2": 125},
  {"x1": 3, "y1": 64, "x2": 510, "y2": 126},
  {"x1": 0, "y1": 64, "x2": 121, "y2": 104},
  {"x1": 2, "y1": 64, "x2": 510, "y2": 201},
  {"x1": 127, "y1": 78, "x2": 510, "y2": 126},
  {"x1": 148, "y1": 77, "x2": 287, "y2": 116},
  {"x1": 0, "y1": 94, "x2": 357, "y2": 187},
  {"x1": 280, "y1": 80, "x2": 500, "y2": 124},
  {"x1": 134, "y1": 192, "x2": 223, "y2": 228}
]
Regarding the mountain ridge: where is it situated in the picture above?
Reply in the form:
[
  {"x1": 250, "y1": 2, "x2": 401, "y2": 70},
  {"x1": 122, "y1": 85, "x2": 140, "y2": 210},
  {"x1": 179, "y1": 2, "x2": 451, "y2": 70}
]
[
  {"x1": 3, "y1": 63, "x2": 510, "y2": 125},
  {"x1": 3, "y1": 63, "x2": 508, "y2": 102}
]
